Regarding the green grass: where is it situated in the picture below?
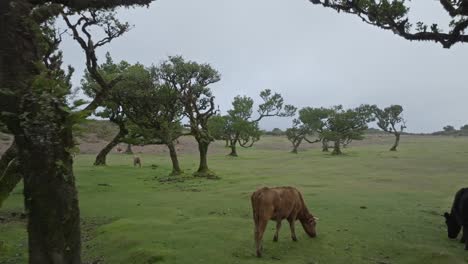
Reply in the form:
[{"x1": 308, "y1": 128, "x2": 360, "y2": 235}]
[{"x1": 2, "y1": 136, "x2": 468, "y2": 263}]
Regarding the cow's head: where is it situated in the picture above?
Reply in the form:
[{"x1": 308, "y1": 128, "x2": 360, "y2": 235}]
[
  {"x1": 300, "y1": 214, "x2": 318, "y2": 238},
  {"x1": 444, "y1": 212, "x2": 461, "y2": 239}
]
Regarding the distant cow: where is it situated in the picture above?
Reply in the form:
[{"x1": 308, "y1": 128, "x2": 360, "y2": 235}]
[
  {"x1": 444, "y1": 187, "x2": 468, "y2": 250},
  {"x1": 251, "y1": 186, "x2": 318, "y2": 257},
  {"x1": 133, "y1": 156, "x2": 141, "y2": 168}
]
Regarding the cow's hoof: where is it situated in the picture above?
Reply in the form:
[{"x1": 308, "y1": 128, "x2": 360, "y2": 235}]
[
  {"x1": 273, "y1": 236, "x2": 278, "y2": 242},
  {"x1": 292, "y1": 237, "x2": 298, "y2": 242},
  {"x1": 256, "y1": 251, "x2": 262, "y2": 258}
]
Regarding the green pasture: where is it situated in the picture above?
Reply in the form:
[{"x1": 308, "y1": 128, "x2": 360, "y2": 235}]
[{"x1": 1, "y1": 135, "x2": 468, "y2": 263}]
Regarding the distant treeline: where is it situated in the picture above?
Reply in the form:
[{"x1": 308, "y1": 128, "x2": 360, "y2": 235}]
[{"x1": 433, "y1": 125, "x2": 468, "y2": 136}]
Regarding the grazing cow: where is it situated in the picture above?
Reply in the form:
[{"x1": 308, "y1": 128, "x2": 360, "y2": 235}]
[
  {"x1": 133, "y1": 156, "x2": 142, "y2": 168},
  {"x1": 444, "y1": 187, "x2": 468, "y2": 250},
  {"x1": 251, "y1": 186, "x2": 318, "y2": 257}
]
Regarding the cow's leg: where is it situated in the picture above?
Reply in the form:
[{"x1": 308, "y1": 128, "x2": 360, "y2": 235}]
[
  {"x1": 256, "y1": 219, "x2": 268, "y2": 257},
  {"x1": 273, "y1": 220, "x2": 282, "y2": 242},
  {"x1": 463, "y1": 226, "x2": 468, "y2": 250},
  {"x1": 461, "y1": 226, "x2": 466, "y2": 244},
  {"x1": 288, "y1": 218, "x2": 298, "y2": 241}
]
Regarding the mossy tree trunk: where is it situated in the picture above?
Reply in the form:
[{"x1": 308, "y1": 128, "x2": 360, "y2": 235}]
[
  {"x1": 322, "y1": 140, "x2": 329, "y2": 152},
  {"x1": 332, "y1": 140, "x2": 342, "y2": 155},
  {"x1": 390, "y1": 133, "x2": 400, "y2": 151},
  {"x1": 167, "y1": 141, "x2": 182, "y2": 175},
  {"x1": 124, "y1": 143, "x2": 133, "y2": 154},
  {"x1": 16, "y1": 123, "x2": 82, "y2": 264},
  {"x1": 1, "y1": 3, "x2": 82, "y2": 263},
  {"x1": 94, "y1": 128, "x2": 127, "y2": 166},
  {"x1": 194, "y1": 140, "x2": 214, "y2": 177},
  {"x1": 228, "y1": 138, "x2": 238, "y2": 157},
  {"x1": 291, "y1": 138, "x2": 303, "y2": 154}
]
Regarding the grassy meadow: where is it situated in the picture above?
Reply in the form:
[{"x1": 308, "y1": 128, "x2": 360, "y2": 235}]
[{"x1": 1, "y1": 135, "x2": 468, "y2": 263}]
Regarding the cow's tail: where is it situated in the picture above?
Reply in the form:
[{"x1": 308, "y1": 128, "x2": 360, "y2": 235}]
[
  {"x1": 251, "y1": 192, "x2": 260, "y2": 228},
  {"x1": 251, "y1": 190, "x2": 262, "y2": 256}
]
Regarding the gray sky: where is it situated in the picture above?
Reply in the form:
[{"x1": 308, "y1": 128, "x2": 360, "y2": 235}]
[{"x1": 61, "y1": 0, "x2": 468, "y2": 133}]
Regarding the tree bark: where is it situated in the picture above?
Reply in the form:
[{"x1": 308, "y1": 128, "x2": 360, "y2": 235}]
[
  {"x1": 291, "y1": 145, "x2": 299, "y2": 154},
  {"x1": 332, "y1": 140, "x2": 342, "y2": 155},
  {"x1": 1, "y1": 3, "x2": 82, "y2": 263},
  {"x1": 16, "y1": 126, "x2": 82, "y2": 264},
  {"x1": 124, "y1": 143, "x2": 133, "y2": 154},
  {"x1": 194, "y1": 141, "x2": 215, "y2": 178},
  {"x1": 291, "y1": 138, "x2": 302, "y2": 154},
  {"x1": 94, "y1": 129, "x2": 126, "y2": 166},
  {"x1": 390, "y1": 133, "x2": 400, "y2": 151},
  {"x1": 167, "y1": 142, "x2": 182, "y2": 175},
  {"x1": 228, "y1": 139, "x2": 238, "y2": 157},
  {"x1": 322, "y1": 140, "x2": 329, "y2": 152}
]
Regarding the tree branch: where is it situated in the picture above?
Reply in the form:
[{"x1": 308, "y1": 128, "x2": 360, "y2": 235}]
[{"x1": 309, "y1": 0, "x2": 468, "y2": 48}]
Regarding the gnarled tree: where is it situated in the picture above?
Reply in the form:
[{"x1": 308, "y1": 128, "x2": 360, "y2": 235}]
[
  {"x1": 155, "y1": 56, "x2": 220, "y2": 178},
  {"x1": 0, "y1": 2, "x2": 151, "y2": 261},
  {"x1": 372, "y1": 104, "x2": 406, "y2": 151},
  {"x1": 321, "y1": 105, "x2": 374, "y2": 155},
  {"x1": 81, "y1": 53, "x2": 134, "y2": 165},
  {"x1": 286, "y1": 119, "x2": 320, "y2": 154},
  {"x1": 225, "y1": 90, "x2": 296, "y2": 157},
  {"x1": 117, "y1": 65, "x2": 186, "y2": 176},
  {"x1": 309, "y1": 0, "x2": 468, "y2": 48},
  {"x1": 298, "y1": 107, "x2": 334, "y2": 152}
]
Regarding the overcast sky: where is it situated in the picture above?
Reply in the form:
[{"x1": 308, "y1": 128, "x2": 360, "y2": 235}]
[{"x1": 60, "y1": 0, "x2": 468, "y2": 133}]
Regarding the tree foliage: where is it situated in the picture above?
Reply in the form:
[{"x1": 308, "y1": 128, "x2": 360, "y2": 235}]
[
  {"x1": 443, "y1": 125, "x2": 456, "y2": 132},
  {"x1": 286, "y1": 118, "x2": 320, "y2": 154},
  {"x1": 222, "y1": 90, "x2": 296, "y2": 156},
  {"x1": 154, "y1": 56, "x2": 220, "y2": 177},
  {"x1": 309, "y1": 0, "x2": 468, "y2": 48},
  {"x1": 0, "y1": 0, "x2": 156, "y2": 262},
  {"x1": 320, "y1": 105, "x2": 374, "y2": 155},
  {"x1": 371, "y1": 104, "x2": 406, "y2": 151}
]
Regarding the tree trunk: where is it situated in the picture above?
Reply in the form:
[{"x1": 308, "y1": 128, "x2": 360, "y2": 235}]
[
  {"x1": 16, "y1": 127, "x2": 82, "y2": 264},
  {"x1": 291, "y1": 145, "x2": 299, "y2": 154},
  {"x1": 322, "y1": 140, "x2": 329, "y2": 152},
  {"x1": 167, "y1": 142, "x2": 182, "y2": 175},
  {"x1": 390, "y1": 133, "x2": 400, "y2": 151},
  {"x1": 194, "y1": 141, "x2": 216, "y2": 178},
  {"x1": 332, "y1": 140, "x2": 342, "y2": 155},
  {"x1": 94, "y1": 129, "x2": 125, "y2": 166},
  {"x1": 228, "y1": 140, "x2": 238, "y2": 157},
  {"x1": 124, "y1": 143, "x2": 133, "y2": 154},
  {"x1": 1, "y1": 2, "x2": 81, "y2": 263},
  {"x1": 291, "y1": 138, "x2": 302, "y2": 154}
]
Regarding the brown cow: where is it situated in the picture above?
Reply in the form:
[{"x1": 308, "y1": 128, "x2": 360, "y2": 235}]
[
  {"x1": 133, "y1": 156, "x2": 142, "y2": 168},
  {"x1": 251, "y1": 186, "x2": 318, "y2": 257}
]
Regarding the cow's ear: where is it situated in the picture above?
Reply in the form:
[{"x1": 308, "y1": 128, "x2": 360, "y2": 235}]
[{"x1": 444, "y1": 212, "x2": 450, "y2": 219}]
